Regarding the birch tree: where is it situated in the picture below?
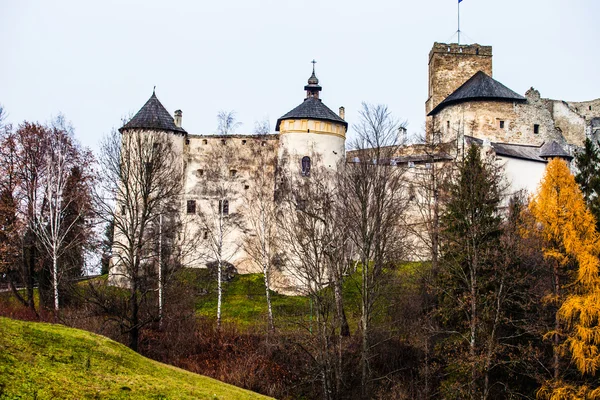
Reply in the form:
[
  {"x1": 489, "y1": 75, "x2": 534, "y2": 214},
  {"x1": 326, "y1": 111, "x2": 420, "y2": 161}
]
[
  {"x1": 341, "y1": 103, "x2": 409, "y2": 398},
  {"x1": 241, "y1": 140, "x2": 278, "y2": 332},
  {"x1": 32, "y1": 117, "x2": 93, "y2": 312},
  {"x1": 195, "y1": 139, "x2": 244, "y2": 328}
]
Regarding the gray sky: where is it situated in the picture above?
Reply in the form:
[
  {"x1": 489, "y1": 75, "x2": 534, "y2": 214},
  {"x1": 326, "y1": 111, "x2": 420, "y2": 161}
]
[{"x1": 1, "y1": 0, "x2": 599, "y2": 151}]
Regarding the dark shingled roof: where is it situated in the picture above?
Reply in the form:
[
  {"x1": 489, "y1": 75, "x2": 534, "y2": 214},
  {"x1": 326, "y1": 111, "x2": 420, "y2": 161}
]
[
  {"x1": 428, "y1": 71, "x2": 527, "y2": 116},
  {"x1": 540, "y1": 141, "x2": 572, "y2": 160},
  {"x1": 276, "y1": 97, "x2": 348, "y2": 131},
  {"x1": 120, "y1": 92, "x2": 186, "y2": 134},
  {"x1": 465, "y1": 136, "x2": 547, "y2": 163}
]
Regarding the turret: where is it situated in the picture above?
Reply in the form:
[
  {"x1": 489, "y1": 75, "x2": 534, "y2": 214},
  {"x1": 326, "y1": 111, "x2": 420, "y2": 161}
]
[{"x1": 276, "y1": 63, "x2": 347, "y2": 175}]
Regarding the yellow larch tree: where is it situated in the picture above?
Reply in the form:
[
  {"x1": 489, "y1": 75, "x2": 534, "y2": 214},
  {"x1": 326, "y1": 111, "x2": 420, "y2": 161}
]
[{"x1": 529, "y1": 157, "x2": 600, "y2": 399}]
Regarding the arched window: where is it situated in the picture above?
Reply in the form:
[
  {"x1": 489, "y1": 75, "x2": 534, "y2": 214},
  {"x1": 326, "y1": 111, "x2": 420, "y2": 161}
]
[
  {"x1": 301, "y1": 156, "x2": 311, "y2": 177},
  {"x1": 219, "y1": 199, "x2": 229, "y2": 215}
]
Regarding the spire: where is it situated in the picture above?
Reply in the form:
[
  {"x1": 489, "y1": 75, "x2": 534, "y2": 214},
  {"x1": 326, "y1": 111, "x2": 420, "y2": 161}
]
[{"x1": 304, "y1": 60, "x2": 322, "y2": 99}]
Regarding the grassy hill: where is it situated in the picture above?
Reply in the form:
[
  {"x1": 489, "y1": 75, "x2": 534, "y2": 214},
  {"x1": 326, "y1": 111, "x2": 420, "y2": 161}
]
[{"x1": 0, "y1": 317, "x2": 273, "y2": 400}]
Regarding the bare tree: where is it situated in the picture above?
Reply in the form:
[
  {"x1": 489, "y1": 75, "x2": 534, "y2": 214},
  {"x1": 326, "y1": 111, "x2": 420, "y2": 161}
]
[
  {"x1": 241, "y1": 140, "x2": 278, "y2": 332},
  {"x1": 31, "y1": 116, "x2": 94, "y2": 312},
  {"x1": 95, "y1": 127, "x2": 183, "y2": 350},
  {"x1": 253, "y1": 117, "x2": 270, "y2": 135},
  {"x1": 277, "y1": 160, "x2": 348, "y2": 400},
  {"x1": 341, "y1": 102, "x2": 410, "y2": 398},
  {"x1": 216, "y1": 110, "x2": 242, "y2": 135},
  {"x1": 195, "y1": 139, "x2": 245, "y2": 328}
]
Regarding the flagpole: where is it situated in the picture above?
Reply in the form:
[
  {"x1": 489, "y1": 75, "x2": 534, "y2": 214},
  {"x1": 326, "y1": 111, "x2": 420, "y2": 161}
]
[{"x1": 458, "y1": 0, "x2": 461, "y2": 45}]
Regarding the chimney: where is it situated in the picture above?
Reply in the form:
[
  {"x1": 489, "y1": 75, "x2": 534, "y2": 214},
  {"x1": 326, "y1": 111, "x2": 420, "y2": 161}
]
[
  {"x1": 339, "y1": 106, "x2": 345, "y2": 120},
  {"x1": 174, "y1": 110, "x2": 182, "y2": 128}
]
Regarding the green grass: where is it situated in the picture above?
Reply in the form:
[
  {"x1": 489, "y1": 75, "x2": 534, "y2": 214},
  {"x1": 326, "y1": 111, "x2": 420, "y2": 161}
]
[
  {"x1": 0, "y1": 317, "x2": 273, "y2": 400},
  {"x1": 194, "y1": 272, "x2": 310, "y2": 331},
  {"x1": 192, "y1": 262, "x2": 427, "y2": 333}
]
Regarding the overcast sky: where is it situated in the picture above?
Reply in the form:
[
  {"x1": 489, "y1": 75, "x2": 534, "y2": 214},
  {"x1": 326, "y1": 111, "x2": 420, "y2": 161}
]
[{"x1": 1, "y1": 0, "x2": 599, "y2": 151}]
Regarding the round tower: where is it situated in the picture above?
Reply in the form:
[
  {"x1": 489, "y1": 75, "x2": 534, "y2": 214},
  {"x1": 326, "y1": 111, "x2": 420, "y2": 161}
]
[
  {"x1": 119, "y1": 90, "x2": 187, "y2": 154},
  {"x1": 276, "y1": 63, "x2": 347, "y2": 177}
]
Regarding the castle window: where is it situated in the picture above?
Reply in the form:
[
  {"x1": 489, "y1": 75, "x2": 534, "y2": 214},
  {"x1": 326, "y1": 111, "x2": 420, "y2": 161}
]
[
  {"x1": 197, "y1": 169, "x2": 204, "y2": 177},
  {"x1": 262, "y1": 141, "x2": 267, "y2": 147},
  {"x1": 153, "y1": 142, "x2": 159, "y2": 149},
  {"x1": 447, "y1": 121, "x2": 450, "y2": 129},
  {"x1": 203, "y1": 231, "x2": 208, "y2": 240},
  {"x1": 244, "y1": 184, "x2": 250, "y2": 190},
  {"x1": 221, "y1": 139, "x2": 226, "y2": 145},
  {"x1": 219, "y1": 199, "x2": 229, "y2": 215},
  {"x1": 230, "y1": 169, "x2": 237, "y2": 177},
  {"x1": 185, "y1": 139, "x2": 190, "y2": 145},
  {"x1": 534, "y1": 124, "x2": 540, "y2": 134},
  {"x1": 301, "y1": 156, "x2": 311, "y2": 177},
  {"x1": 499, "y1": 120, "x2": 505, "y2": 129},
  {"x1": 186, "y1": 200, "x2": 196, "y2": 214},
  {"x1": 590, "y1": 106, "x2": 593, "y2": 111},
  {"x1": 202, "y1": 139, "x2": 208, "y2": 145},
  {"x1": 121, "y1": 205, "x2": 126, "y2": 216},
  {"x1": 242, "y1": 140, "x2": 247, "y2": 145},
  {"x1": 408, "y1": 161, "x2": 415, "y2": 168}
]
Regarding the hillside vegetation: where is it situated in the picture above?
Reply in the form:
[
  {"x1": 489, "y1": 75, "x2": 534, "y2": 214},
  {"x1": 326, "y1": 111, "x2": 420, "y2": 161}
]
[{"x1": 0, "y1": 317, "x2": 272, "y2": 400}]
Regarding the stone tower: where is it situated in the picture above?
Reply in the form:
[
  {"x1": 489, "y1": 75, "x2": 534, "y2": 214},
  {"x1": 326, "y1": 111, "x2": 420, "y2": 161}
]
[
  {"x1": 276, "y1": 65, "x2": 347, "y2": 177},
  {"x1": 425, "y1": 42, "x2": 493, "y2": 135}
]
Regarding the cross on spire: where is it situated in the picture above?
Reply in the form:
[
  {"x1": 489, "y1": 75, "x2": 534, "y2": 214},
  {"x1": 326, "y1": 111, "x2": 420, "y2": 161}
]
[{"x1": 311, "y1": 59, "x2": 317, "y2": 73}]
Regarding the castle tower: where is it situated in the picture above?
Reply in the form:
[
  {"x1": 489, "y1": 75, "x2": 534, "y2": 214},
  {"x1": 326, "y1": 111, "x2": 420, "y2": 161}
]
[
  {"x1": 276, "y1": 64, "x2": 347, "y2": 176},
  {"x1": 109, "y1": 90, "x2": 186, "y2": 287},
  {"x1": 425, "y1": 43, "x2": 493, "y2": 115}
]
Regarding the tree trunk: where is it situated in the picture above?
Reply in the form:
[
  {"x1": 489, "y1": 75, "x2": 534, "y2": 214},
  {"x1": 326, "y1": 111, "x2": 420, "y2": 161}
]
[
  {"x1": 553, "y1": 261, "x2": 560, "y2": 381},
  {"x1": 129, "y1": 284, "x2": 139, "y2": 352},
  {"x1": 52, "y1": 250, "x2": 59, "y2": 312}
]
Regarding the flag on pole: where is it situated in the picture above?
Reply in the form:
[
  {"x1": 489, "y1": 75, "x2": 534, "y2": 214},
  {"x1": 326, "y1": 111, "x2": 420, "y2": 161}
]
[{"x1": 459, "y1": 0, "x2": 463, "y2": 3}]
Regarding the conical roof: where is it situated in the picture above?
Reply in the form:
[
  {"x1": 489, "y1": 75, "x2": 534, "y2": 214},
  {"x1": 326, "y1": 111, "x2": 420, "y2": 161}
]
[
  {"x1": 276, "y1": 97, "x2": 347, "y2": 131},
  {"x1": 120, "y1": 92, "x2": 186, "y2": 134},
  {"x1": 428, "y1": 71, "x2": 526, "y2": 116},
  {"x1": 539, "y1": 141, "x2": 572, "y2": 160}
]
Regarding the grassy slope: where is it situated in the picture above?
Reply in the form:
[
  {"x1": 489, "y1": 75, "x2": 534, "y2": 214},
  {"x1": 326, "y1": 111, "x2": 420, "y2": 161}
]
[
  {"x1": 0, "y1": 317, "x2": 273, "y2": 400},
  {"x1": 193, "y1": 263, "x2": 424, "y2": 332}
]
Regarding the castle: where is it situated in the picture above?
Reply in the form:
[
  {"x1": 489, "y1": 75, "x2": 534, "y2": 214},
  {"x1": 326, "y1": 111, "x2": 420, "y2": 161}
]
[{"x1": 109, "y1": 42, "x2": 600, "y2": 286}]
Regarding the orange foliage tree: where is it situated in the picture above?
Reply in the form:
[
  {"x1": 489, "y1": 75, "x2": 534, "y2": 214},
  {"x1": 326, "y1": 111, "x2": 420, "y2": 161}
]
[{"x1": 529, "y1": 157, "x2": 600, "y2": 399}]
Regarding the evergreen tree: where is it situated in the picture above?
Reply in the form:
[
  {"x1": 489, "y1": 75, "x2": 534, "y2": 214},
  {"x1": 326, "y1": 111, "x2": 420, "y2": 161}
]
[
  {"x1": 530, "y1": 158, "x2": 600, "y2": 399},
  {"x1": 436, "y1": 145, "x2": 505, "y2": 399},
  {"x1": 574, "y1": 138, "x2": 600, "y2": 230}
]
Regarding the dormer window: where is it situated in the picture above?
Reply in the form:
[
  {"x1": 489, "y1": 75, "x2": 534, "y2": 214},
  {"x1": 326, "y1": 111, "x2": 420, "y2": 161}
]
[{"x1": 301, "y1": 156, "x2": 311, "y2": 177}]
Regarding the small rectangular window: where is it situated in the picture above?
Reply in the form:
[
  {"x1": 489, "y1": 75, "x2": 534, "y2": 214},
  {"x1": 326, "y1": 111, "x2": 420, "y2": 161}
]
[
  {"x1": 534, "y1": 124, "x2": 540, "y2": 134},
  {"x1": 219, "y1": 199, "x2": 229, "y2": 215},
  {"x1": 499, "y1": 120, "x2": 505, "y2": 129},
  {"x1": 447, "y1": 121, "x2": 450, "y2": 129},
  {"x1": 186, "y1": 200, "x2": 196, "y2": 214},
  {"x1": 221, "y1": 139, "x2": 226, "y2": 145},
  {"x1": 202, "y1": 139, "x2": 208, "y2": 145},
  {"x1": 203, "y1": 231, "x2": 208, "y2": 240},
  {"x1": 121, "y1": 205, "x2": 126, "y2": 215},
  {"x1": 230, "y1": 169, "x2": 237, "y2": 177},
  {"x1": 197, "y1": 169, "x2": 204, "y2": 177},
  {"x1": 242, "y1": 140, "x2": 247, "y2": 145},
  {"x1": 244, "y1": 184, "x2": 250, "y2": 190},
  {"x1": 185, "y1": 139, "x2": 190, "y2": 145}
]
